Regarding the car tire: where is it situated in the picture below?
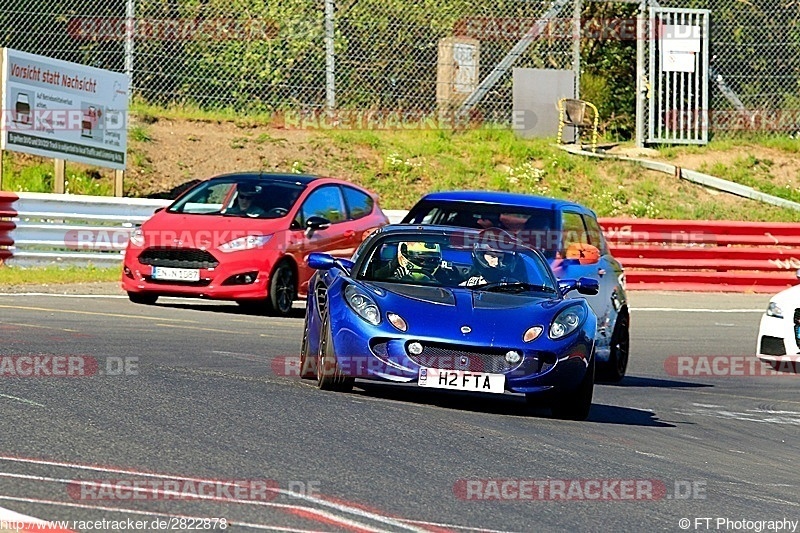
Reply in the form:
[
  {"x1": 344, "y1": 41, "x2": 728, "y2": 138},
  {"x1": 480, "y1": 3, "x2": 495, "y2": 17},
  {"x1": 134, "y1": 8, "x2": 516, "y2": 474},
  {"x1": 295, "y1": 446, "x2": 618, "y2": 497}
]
[
  {"x1": 317, "y1": 313, "x2": 354, "y2": 392},
  {"x1": 551, "y1": 356, "x2": 594, "y2": 421},
  {"x1": 128, "y1": 292, "x2": 158, "y2": 305},
  {"x1": 267, "y1": 261, "x2": 296, "y2": 317},
  {"x1": 597, "y1": 312, "x2": 629, "y2": 383},
  {"x1": 299, "y1": 314, "x2": 317, "y2": 379}
]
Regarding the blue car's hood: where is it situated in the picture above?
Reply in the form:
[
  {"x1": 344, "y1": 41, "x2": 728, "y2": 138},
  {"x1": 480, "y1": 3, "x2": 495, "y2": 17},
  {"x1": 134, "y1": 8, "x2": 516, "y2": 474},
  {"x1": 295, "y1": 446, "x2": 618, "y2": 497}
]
[{"x1": 364, "y1": 282, "x2": 565, "y2": 345}]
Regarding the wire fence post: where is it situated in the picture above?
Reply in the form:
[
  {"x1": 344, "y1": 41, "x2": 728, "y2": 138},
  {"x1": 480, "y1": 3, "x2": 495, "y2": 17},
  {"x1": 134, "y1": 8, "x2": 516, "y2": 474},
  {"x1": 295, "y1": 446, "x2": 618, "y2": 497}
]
[
  {"x1": 124, "y1": 0, "x2": 135, "y2": 86},
  {"x1": 325, "y1": 0, "x2": 336, "y2": 112},
  {"x1": 572, "y1": 0, "x2": 581, "y2": 101},
  {"x1": 635, "y1": 0, "x2": 647, "y2": 147}
]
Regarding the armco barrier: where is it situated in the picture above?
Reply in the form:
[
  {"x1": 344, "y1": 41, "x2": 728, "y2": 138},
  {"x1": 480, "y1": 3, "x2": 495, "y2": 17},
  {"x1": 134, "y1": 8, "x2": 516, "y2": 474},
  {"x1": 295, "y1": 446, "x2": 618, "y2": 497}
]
[
  {"x1": 0, "y1": 193, "x2": 406, "y2": 267},
  {"x1": 0, "y1": 192, "x2": 170, "y2": 267},
  {"x1": 599, "y1": 218, "x2": 800, "y2": 293}
]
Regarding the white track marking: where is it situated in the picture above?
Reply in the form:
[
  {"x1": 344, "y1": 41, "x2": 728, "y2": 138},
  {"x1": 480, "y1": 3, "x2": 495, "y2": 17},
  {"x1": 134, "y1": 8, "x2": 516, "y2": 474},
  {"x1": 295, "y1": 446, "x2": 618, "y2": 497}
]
[
  {"x1": 0, "y1": 456, "x2": 430, "y2": 533},
  {"x1": 212, "y1": 350, "x2": 272, "y2": 363},
  {"x1": 0, "y1": 394, "x2": 44, "y2": 407},
  {"x1": 402, "y1": 520, "x2": 518, "y2": 533},
  {"x1": 0, "y1": 293, "x2": 128, "y2": 298},
  {"x1": 2, "y1": 322, "x2": 80, "y2": 333},
  {"x1": 0, "y1": 304, "x2": 197, "y2": 322},
  {"x1": 0, "y1": 495, "x2": 334, "y2": 532},
  {"x1": 0, "y1": 503, "x2": 57, "y2": 526},
  {"x1": 0, "y1": 473, "x2": 389, "y2": 533},
  {"x1": 631, "y1": 307, "x2": 763, "y2": 313}
]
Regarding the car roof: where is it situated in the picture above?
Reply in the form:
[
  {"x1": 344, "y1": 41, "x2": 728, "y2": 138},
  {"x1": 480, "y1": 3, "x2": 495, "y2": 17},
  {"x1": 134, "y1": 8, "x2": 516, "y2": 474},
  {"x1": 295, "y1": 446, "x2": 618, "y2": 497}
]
[
  {"x1": 417, "y1": 191, "x2": 591, "y2": 213},
  {"x1": 209, "y1": 172, "x2": 319, "y2": 185},
  {"x1": 375, "y1": 224, "x2": 483, "y2": 237},
  {"x1": 366, "y1": 224, "x2": 547, "y2": 260}
]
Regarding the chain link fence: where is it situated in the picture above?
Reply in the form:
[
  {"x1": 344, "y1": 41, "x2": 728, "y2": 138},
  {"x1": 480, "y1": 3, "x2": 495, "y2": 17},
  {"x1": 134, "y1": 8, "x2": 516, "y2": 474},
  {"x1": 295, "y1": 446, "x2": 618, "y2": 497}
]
[
  {"x1": 654, "y1": 0, "x2": 800, "y2": 133},
  {"x1": 0, "y1": 0, "x2": 798, "y2": 134}
]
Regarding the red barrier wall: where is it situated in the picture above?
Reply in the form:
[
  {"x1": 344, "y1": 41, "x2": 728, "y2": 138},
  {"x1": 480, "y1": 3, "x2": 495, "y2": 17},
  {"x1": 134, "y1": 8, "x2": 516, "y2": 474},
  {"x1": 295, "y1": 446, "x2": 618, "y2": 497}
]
[
  {"x1": 0, "y1": 192, "x2": 18, "y2": 263},
  {"x1": 599, "y1": 217, "x2": 800, "y2": 293}
]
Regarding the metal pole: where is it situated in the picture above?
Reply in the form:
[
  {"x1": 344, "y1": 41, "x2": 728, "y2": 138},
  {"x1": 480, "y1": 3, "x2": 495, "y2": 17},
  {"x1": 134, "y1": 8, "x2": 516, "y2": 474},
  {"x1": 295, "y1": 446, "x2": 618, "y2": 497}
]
[
  {"x1": 573, "y1": 0, "x2": 581, "y2": 101},
  {"x1": 125, "y1": 0, "x2": 135, "y2": 86},
  {"x1": 635, "y1": 0, "x2": 646, "y2": 147},
  {"x1": 325, "y1": 0, "x2": 336, "y2": 111},
  {"x1": 458, "y1": 0, "x2": 572, "y2": 115}
]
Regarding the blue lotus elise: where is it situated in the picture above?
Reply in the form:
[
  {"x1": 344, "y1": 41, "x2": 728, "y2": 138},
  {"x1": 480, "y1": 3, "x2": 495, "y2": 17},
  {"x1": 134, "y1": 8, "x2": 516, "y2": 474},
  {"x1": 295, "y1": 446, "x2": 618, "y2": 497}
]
[{"x1": 300, "y1": 225, "x2": 600, "y2": 420}]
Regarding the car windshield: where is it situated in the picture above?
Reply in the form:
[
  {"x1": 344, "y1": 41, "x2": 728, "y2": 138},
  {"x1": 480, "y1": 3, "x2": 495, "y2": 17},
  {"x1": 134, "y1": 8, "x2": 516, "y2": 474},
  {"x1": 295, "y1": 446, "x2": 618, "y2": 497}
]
[
  {"x1": 168, "y1": 179, "x2": 305, "y2": 218},
  {"x1": 403, "y1": 202, "x2": 561, "y2": 258},
  {"x1": 358, "y1": 233, "x2": 558, "y2": 295}
]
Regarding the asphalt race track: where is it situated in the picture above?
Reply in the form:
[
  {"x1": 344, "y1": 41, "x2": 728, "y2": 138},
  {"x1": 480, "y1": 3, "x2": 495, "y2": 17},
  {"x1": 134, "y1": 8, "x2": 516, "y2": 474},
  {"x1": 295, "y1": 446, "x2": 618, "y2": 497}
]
[{"x1": 1, "y1": 291, "x2": 799, "y2": 533}]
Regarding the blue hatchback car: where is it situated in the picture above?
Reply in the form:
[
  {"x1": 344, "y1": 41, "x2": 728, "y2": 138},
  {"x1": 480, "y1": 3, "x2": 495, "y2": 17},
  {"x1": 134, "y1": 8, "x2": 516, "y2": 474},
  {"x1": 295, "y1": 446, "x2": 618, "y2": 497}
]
[
  {"x1": 300, "y1": 225, "x2": 601, "y2": 420},
  {"x1": 402, "y1": 191, "x2": 630, "y2": 382}
]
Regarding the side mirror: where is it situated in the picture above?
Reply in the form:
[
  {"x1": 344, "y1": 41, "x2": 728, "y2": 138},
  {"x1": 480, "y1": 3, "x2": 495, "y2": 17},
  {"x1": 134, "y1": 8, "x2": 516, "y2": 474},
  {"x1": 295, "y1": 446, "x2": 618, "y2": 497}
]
[
  {"x1": 305, "y1": 216, "x2": 331, "y2": 237},
  {"x1": 308, "y1": 252, "x2": 336, "y2": 270},
  {"x1": 154, "y1": 207, "x2": 165, "y2": 213},
  {"x1": 576, "y1": 277, "x2": 599, "y2": 295},
  {"x1": 558, "y1": 277, "x2": 599, "y2": 296},
  {"x1": 308, "y1": 252, "x2": 352, "y2": 274}
]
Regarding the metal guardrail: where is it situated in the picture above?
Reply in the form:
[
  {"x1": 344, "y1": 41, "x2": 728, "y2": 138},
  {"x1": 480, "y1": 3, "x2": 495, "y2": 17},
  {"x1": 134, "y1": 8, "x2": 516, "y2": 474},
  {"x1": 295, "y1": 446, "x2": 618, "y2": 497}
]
[
  {"x1": 557, "y1": 144, "x2": 800, "y2": 212},
  {"x1": 0, "y1": 192, "x2": 170, "y2": 266},
  {"x1": 0, "y1": 192, "x2": 407, "y2": 267}
]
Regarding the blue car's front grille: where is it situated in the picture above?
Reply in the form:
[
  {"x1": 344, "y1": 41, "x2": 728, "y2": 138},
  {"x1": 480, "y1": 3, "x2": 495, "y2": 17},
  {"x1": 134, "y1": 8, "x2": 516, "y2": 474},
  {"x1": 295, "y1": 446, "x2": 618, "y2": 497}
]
[
  {"x1": 370, "y1": 339, "x2": 556, "y2": 375},
  {"x1": 409, "y1": 342, "x2": 520, "y2": 374}
]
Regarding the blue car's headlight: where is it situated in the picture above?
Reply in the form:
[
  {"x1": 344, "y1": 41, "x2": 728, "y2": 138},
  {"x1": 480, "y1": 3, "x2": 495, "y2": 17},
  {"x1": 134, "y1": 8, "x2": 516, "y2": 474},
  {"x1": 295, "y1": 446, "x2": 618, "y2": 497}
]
[
  {"x1": 345, "y1": 285, "x2": 381, "y2": 325},
  {"x1": 549, "y1": 305, "x2": 587, "y2": 340}
]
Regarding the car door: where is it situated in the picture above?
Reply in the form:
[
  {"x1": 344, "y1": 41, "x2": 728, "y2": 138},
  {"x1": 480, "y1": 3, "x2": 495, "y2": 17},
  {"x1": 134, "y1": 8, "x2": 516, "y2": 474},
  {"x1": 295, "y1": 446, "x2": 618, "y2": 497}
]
[
  {"x1": 554, "y1": 209, "x2": 602, "y2": 291},
  {"x1": 341, "y1": 185, "x2": 382, "y2": 245},
  {"x1": 584, "y1": 211, "x2": 626, "y2": 343},
  {"x1": 554, "y1": 209, "x2": 614, "y2": 345},
  {"x1": 288, "y1": 184, "x2": 352, "y2": 295}
]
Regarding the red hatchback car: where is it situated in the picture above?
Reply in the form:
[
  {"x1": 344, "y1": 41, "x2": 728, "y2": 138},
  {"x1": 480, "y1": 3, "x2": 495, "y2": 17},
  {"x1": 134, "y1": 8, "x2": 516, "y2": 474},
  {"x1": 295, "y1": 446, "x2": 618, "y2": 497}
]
[{"x1": 122, "y1": 172, "x2": 390, "y2": 316}]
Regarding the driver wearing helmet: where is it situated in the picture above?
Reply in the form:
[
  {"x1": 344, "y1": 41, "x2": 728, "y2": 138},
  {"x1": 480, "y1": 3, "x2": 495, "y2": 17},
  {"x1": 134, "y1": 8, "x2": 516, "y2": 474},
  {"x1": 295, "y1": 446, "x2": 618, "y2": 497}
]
[
  {"x1": 461, "y1": 243, "x2": 518, "y2": 286},
  {"x1": 392, "y1": 241, "x2": 443, "y2": 282}
]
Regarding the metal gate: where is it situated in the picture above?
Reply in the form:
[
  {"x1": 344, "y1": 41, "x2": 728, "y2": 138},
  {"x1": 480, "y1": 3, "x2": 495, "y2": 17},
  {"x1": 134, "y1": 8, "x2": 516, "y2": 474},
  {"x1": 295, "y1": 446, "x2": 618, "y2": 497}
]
[{"x1": 647, "y1": 7, "x2": 710, "y2": 144}]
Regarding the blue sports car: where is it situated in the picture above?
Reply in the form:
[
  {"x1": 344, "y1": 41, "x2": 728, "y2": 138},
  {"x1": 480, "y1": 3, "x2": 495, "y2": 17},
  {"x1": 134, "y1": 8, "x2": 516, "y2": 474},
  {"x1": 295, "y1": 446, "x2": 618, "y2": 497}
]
[
  {"x1": 403, "y1": 191, "x2": 629, "y2": 382},
  {"x1": 300, "y1": 225, "x2": 600, "y2": 420}
]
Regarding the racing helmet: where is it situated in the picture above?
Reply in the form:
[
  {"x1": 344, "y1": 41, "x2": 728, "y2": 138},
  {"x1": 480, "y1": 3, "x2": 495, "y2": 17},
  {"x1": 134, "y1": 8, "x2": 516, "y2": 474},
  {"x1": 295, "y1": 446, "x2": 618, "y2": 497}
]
[
  {"x1": 398, "y1": 241, "x2": 442, "y2": 272},
  {"x1": 472, "y1": 242, "x2": 517, "y2": 280}
]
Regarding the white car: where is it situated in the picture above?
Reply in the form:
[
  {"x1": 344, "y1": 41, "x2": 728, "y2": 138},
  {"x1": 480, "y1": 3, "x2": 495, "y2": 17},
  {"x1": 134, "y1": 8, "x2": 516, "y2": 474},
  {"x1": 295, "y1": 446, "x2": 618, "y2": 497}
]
[{"x1": 756, "y1": 275, "x2": 800, "y2": 368}]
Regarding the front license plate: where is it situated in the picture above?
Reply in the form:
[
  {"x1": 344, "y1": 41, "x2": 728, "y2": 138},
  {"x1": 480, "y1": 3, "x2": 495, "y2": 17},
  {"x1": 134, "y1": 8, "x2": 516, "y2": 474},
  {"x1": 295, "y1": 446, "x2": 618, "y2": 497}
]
[
  {"x1": 152, "y1": 266, "x2": 200, "y2": 282},
  {"x1": 418, "y1": 367, "x2": 505, "y2": 394}
]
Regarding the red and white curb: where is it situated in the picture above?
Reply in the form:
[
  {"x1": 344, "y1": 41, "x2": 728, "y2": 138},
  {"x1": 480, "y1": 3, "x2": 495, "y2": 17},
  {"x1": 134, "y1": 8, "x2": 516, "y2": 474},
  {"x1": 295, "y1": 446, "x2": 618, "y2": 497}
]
[{"x1": 0, "y1": 506, "x2": 75, "y2": 532}]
